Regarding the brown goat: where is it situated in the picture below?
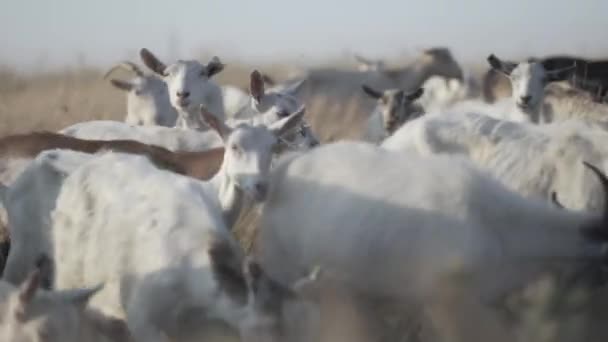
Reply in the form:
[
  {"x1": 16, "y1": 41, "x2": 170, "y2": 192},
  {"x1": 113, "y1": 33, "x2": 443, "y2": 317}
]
[{"x1": 0, "y1": 131, "x2": 224, "y2": 181}]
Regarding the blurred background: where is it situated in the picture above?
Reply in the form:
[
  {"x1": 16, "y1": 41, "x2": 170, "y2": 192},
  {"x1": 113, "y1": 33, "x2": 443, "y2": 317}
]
[{"x1": 0, "y1": 0, "x2": 606, "y2": 135}]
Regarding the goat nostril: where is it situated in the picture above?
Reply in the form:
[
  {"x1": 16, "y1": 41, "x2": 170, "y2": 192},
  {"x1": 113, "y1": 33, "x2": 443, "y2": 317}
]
[
  {"x1": 177, "y1": 91, "x2": 190, "y2": 99},
  {"x1": 520, "y1": 96, "x2": 531, "y2": 104}
]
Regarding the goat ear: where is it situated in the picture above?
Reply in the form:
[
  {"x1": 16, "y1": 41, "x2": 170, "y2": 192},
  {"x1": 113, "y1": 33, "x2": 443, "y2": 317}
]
[
  {"x1": 60, "y1": 284, "x2": 104, "y2": 309},
  {"x1": 250, "y1": 70, "x2": 266, "y2": 102},
  {"x1": 487, "y1": 54, "x2": 517, "y2": 76},
  {"x1": 545, "y1": 64, "x2": 575, "y2": 83},
  {"x1": 361, "y1": 84, "x2": 383, "y2": 99},
  {"x1": 580, "y1": 161, "x2": 608, "y2": 241},
  {"x1": 205, "y1": 56, "x2": 225, "y2": 78},
  {"x1": 406, "y1": 87, "x2": 424, "y2": 101},
  {"x1": 270, "y1": 106, "x2": 306, "y2": 137},
  {"x1": 109, "y1": 79, "x2": 134, "y2": 92},
  {"x1": 139, "y1": 48, "x2": 167, "y2": 76},
  {"x1": 200, "y1": 106, "x2": 232, "y2": 140}
]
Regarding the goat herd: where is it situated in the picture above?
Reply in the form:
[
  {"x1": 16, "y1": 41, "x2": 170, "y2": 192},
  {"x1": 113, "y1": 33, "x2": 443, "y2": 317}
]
[{"x1": 1, "y1": 46, "x2": 608, "y2": 342}]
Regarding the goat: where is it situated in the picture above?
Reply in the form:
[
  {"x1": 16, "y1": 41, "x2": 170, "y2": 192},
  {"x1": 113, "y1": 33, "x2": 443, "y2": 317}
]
[
  {"x1": 483, "y1": 55, "x2": 608, "y2": 104},
  {"x1": 256, "y1": 141, "x2": 608, "y2": 338},
  {"x1": 293, "y1": 47, "x2": 464, "y2": 141},
  {"x1": 231, "y1": 70, "x2": 306, "y2": 120},
  {"x1": 104, "y1": 61, "x2": 177, "y2": 127},
  {"x1": 0, "y1": 105, "x2": 310, "y2": 287},
  {"x1": 360, "y1": 85, "x2": 424, "y2": 143},
  {"x1": 488, "y1": 54, "x2": 608, "y2": 125},
  {"x1": 59, "y1": 70, "x2": 317, "y2": 152},
  {"x1": 0, "y1": 131, "x2": 223, "y2": 187},
  {"x1": 0, "y1": 258, "x2": 132, "y2": 342},
  {"x1": 222, "y1": 72, "x2": 278, "y2": 118},
  {"x1": 48, "y1": 107, "x2": 317, "y2": 342},
  {"x1": 139, "y1": 48, "x2": 226, "y2": 129},
  {"x1": 449, "y1": 54, "x2": 575, "y2": 123},
  {"x1": 382, "y1": 111, "x2": 608, "y2": 212}
]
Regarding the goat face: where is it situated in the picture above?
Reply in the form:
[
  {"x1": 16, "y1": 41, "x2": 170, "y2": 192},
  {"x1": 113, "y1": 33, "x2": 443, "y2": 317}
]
[
  {"x1": 140, "y1": 48, "x2": 224, "y2": 116},
  {"x1": 200, "y1": 106, "x2": 306, "y2": 202},
  {"x1": 488, "y1": 54, "x2": 574, "y2": 115},
  {"x1": 362, "y1": 85, "x2": 425, "y2": 134}
]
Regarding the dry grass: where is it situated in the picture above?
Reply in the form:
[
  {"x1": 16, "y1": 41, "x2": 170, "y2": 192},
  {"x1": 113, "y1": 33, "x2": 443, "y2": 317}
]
[{"x1": 0, "y1": 62, "x2": 295, "y2": 135}]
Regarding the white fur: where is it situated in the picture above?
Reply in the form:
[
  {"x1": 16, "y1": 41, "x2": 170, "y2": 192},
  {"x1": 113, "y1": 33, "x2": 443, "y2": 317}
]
[
  {"x1": 418, "y1": 76, "x2": 469, "y2": 112},
  {"x1": 474, "y1": 55, "x2": 606, "y2": 125},
  {"x1": 60, "y1": 74, "x2": 316, "y2": 152},
  {"x1": 0, "y1": 273, "x2": 129, "y2": 342},
  {"x1": 2, "y1": 150, "x2": 95, "y2": 286},
  {"x1": 60, "y1": 121, "x2": 223, "y2": 152},
  {"x1": 258, "y1": 142, "x2": 606, "y2": 305},
  {"x1": 139, "y1": 49, "x2": 226, "y2": 130},
  {"x1": 382, "y1": 112, "x2": 608, "y2": 211},
  {"x1": 48, "y1": 110, "x2": 310, "y2": 341},
  {"x1": 222, "y1": 85, "x2": 251, "y2": 119},
  {"x1": 105, "y1": 62, "x2": 178, "y2": 127}
]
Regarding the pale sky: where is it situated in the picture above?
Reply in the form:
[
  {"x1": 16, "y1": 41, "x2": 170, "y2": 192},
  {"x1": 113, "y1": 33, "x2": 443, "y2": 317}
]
[{"x1": 1, "y1": 0, "x2": 606, "y2": 70}]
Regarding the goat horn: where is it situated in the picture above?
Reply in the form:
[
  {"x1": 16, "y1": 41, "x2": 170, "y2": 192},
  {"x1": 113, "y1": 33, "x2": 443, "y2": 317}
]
[
  {"x1": 103, "y1": 61, "x2": 144, "y2": 79},
  {"x1": 583, "y1": 161, "x2": 608, "y2": 218}
]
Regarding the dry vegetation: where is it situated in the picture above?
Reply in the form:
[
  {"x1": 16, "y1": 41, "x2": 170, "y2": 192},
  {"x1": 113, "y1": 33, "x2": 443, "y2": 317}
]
[
  {"x1": 3, "y1": 59, "x2": 608, "y2": 342},
  {"x1": 0, "y1": 62, "x2": 294, "y2": 135}
]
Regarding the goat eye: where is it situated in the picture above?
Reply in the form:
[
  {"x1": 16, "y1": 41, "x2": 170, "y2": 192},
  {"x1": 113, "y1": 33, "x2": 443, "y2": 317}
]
[
  {"x1": 277, "y1": 111, "x2": 289, "y2": 118},
  {"x1": 231, "y1": 144, "x2": 239, "y2": 152}
]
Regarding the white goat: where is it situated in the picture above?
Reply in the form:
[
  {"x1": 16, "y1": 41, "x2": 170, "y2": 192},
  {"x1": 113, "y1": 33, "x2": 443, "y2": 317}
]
[
  {"x1": 1, "y1": 149, "x2": 93, "y2": 287},
  {"x1": 60, "y1": 71, "x2": 316, "y2": 152},
  {"x1": 0, "y1": 258, "x2": 132, "y2": 342},
  {"x1": 104, "y1": 61, "x2": 177, "y2": 127},
  {"x1": 360, "y1": 85, "x2": 425, "y2": 143},
  {"x1": 222, "y1": 72, "x2": 279, "y2": 118},
  {"x1": 49, "y1": 109, "x2": 317, "y2": 342},
  {"x1": 447, "y1": 54, "x2": 575, "y2": 123},
  {"x1": 257, "y1": 142, "x2": 608, "y2": 317},
  {"x1": 139, "y1": 48, "x2": 226, "y2": 129},
  {"x1": 382, "y1": 111, "x2": 608, "y2": 211},
  {"x1": 1, "y1": 105, "x2": 307, "y2": 287},
  {"x1": 231, "y1": 70, "x2": 306, "y2": 120}
]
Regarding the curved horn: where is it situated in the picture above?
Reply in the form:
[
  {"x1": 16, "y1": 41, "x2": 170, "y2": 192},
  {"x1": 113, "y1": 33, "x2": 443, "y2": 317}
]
[
  {"x1": 583, "y1": 161, "x2": 608, "y2": 218},
  {"x1": 103, "y1": 61, "x2": 144, "y2": 80}
]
